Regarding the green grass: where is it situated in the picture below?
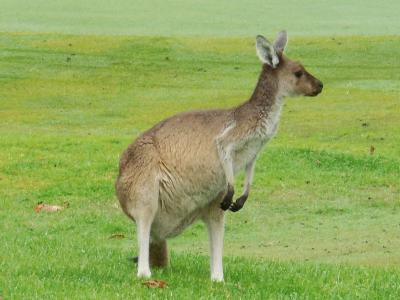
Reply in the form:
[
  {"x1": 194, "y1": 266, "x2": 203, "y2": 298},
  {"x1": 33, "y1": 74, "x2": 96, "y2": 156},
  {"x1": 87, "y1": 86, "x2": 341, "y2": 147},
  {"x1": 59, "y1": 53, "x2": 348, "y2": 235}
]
[
  {"x1": 1, "y1": 32, "x2": 399, "y2": 299},
  {"x1": 1, "y1": 3, "x2": 400, "y2": 298}
]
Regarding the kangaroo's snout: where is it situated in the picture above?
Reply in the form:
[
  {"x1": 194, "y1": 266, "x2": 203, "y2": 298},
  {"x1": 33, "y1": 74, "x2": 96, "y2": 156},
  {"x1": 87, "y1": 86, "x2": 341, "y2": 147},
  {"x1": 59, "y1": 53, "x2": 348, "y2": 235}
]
[{"x1": 311, "y1": 80, "x2": 323, "y2": 96}]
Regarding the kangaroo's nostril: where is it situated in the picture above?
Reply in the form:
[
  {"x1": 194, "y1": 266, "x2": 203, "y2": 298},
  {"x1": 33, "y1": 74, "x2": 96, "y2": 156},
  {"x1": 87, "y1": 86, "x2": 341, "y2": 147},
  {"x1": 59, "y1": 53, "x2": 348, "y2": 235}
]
[{"x1": 319, "y1": 82, "x2": 324, "y2": 89}]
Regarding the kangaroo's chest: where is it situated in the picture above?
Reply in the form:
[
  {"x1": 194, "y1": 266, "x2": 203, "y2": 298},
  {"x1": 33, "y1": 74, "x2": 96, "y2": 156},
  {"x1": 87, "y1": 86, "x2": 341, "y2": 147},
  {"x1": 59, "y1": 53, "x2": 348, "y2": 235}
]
[
  {"x1": 257, "y1": 103, "x2": 282, "y2": 138},
  {"x1": 233, "y1": 137, "x2": 265, "y2": 173},
  {"x1": 232, "y1": 104, "x2": 282, "y2": 173}
]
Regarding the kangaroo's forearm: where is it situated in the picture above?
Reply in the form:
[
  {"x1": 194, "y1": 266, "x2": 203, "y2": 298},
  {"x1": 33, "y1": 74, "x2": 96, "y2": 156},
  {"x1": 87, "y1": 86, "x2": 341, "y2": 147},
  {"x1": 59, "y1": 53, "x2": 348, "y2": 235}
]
[
  {"x1": 230, "y1": 158, "x2": 256, "y2": 212},
  {"x1": 215, "y1": 123, "x2": 236, "y2": 186},
  {"x1": 216, "y1": 140, "x2": 236, "y2": 210}
]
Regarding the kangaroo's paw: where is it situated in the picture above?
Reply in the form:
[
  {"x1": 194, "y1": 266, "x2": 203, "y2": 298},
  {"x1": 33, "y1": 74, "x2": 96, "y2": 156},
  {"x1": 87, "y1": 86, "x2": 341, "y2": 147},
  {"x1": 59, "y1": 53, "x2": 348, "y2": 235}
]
[
  {"x1": 220, "y1": 184, "x2": 234, "y2": 210},
  {"x1": 229, "y1": 194, "x2": 248, "y2": 212}
]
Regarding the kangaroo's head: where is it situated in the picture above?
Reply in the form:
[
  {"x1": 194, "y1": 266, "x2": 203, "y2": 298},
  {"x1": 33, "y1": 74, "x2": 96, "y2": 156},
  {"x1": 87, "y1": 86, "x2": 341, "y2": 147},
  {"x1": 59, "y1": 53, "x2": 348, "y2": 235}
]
[{"x1": 256, "y1": 31, "x2": 323, "y2": 97}]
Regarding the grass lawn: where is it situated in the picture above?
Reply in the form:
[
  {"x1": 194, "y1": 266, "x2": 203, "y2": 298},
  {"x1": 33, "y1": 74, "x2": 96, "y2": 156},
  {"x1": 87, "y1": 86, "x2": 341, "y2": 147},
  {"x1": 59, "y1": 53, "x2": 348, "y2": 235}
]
[{"x1": 1, "y1": 1, "x2": 400, "y2": 299}]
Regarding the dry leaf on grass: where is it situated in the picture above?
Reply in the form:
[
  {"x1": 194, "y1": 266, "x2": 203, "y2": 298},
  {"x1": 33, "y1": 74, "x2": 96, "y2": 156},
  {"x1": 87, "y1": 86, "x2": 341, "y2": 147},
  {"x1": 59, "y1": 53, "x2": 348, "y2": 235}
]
[
  {"x1": 109, "y1": 233, "x2": 125, "y2": 239},
  {"x1": 35, "y1": 202, "x2": 68, "y2": 213},
  {"x1": 143, "y1": 279, "x2": 168, "y2": 289},
  {"x1": 370, "y1": 145, "x2": 375, "y2": 155}
]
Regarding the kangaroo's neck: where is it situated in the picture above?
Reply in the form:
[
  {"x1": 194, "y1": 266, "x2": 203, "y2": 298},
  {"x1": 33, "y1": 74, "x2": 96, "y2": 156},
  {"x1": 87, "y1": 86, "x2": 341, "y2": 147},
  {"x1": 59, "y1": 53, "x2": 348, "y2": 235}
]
[
  {"x1": 249, "y1": 64, "x2": 281, "y2": 108},
  {"x1": 234, "y1": 64, "x2": 285, "y2": 138},
  {"x1": 236, "y1": 64, "x2": 284, "y2": 116}
]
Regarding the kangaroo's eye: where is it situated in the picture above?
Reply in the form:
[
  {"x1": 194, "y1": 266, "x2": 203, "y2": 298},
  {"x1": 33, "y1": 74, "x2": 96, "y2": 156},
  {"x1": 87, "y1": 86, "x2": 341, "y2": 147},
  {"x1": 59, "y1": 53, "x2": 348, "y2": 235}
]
[{"x1": 294, "y1": 71, "x2": 303, "y2": 78}]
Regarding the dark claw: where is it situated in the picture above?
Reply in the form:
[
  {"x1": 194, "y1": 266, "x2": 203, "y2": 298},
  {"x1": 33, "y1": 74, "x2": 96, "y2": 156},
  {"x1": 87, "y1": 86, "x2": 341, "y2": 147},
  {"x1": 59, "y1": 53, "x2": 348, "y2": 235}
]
[
  {"x1": 229, "y1": 202, "x2": 242, "y2": 212},
  {"x1": 220, "y1": 184, "x2": 234, "y2": 210},
  {"x1": 229, "y1": 194, "x2": 248, "y2": 212},
  {"x1": 220, "y1": 200, "x2": 231, "y2": 210}
]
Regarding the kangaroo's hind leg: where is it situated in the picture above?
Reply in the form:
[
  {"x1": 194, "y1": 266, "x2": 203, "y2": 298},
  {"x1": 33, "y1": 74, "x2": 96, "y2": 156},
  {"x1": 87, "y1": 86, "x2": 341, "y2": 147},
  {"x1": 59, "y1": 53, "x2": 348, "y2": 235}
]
[
  {"x1": 135, "y1": 210, "x2": 156, "y2": 278},
  {"x1": 202, "y1": 193, "x2": 225, "y2": 282},
  {"x1": 123, "y1": 176, "x2": 159, "y2": 279}
]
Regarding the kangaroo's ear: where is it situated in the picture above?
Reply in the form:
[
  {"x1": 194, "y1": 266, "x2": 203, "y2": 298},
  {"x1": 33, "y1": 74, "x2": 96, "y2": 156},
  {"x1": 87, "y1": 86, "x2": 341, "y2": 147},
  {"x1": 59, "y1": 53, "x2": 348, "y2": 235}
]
[
  {"x1": 256, "y1": 35, "x2": 279, "y2": 68},
  {"x1": 273, "y1": 30, "x2": 288, "y2": 54}
]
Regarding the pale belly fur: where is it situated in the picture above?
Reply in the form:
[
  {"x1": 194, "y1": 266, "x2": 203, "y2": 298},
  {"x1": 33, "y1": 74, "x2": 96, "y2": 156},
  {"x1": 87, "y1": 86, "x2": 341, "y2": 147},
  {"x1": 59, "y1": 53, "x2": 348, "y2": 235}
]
[{"x1": 151, "y1": 166, "x2": 225, "y2": 241}]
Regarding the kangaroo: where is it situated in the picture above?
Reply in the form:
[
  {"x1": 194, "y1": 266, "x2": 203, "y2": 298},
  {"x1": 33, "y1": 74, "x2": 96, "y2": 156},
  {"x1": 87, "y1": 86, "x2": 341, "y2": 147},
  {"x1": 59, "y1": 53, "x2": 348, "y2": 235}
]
[{"x1": 115, "y1": 31, "x2": 323, "y2": 282}]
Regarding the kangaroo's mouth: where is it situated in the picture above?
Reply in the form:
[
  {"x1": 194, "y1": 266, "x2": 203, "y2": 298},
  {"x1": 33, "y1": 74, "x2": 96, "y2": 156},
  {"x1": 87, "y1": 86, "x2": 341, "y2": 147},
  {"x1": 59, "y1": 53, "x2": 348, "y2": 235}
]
[
  {"x1": 309, "y1": 89, "x2": 322, "y2": 97},
  {"x1": 309, "y1": 85, "x2": 323, "y2": 97}
]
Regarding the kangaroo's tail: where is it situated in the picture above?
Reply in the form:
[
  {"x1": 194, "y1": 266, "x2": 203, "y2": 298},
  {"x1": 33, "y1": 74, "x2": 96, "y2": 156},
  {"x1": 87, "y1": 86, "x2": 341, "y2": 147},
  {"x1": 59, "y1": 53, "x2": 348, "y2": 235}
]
[
  {"x1": 150, "y1": 240, "x2": 168, "y2": 268},
  {"x1": 132, "y1": 240, "x2": 168, "y2": 268}
]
